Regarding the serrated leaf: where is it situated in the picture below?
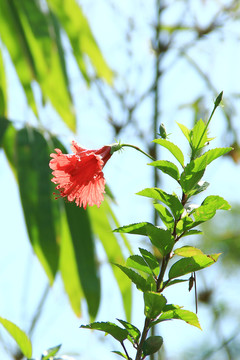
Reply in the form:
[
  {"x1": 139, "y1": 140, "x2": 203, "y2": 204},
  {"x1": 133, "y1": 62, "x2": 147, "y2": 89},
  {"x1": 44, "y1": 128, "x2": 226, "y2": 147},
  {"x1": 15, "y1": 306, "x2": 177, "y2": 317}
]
[
  {"x1": 137, "y1": 188, "x2": 184, "y2": 220},
  {"x1": 139, "y1": 248, "x2": 159, "y2": 271},
  {"x1": 174, "y1": 246, "x2": 204, "y2": 257},
  {"x1": 144, "y1": 292, "x2": 167, "y2": 319},
  {"x1": 126, "y1": 255, "x2": 153, "y2": 275},
  {"x1": 115, "y1": 264, "x2": 149, "y2": 292},
  {"x1": 151, "y1": 308, "x2": 201, "y2": 329},
  {"x1": 177, "y1": 122, "x2": 191, "y2": 142},
  {"x1": 190, "y1": 119, "x2": 208, "y2": 153},
  {"x1": 149, "y1": 160, "x2": 180, "y2": 181},
  {"x1": 143, "y1": 336, "x2": 163, "y2": 356},
  {"x1": 117, "y1": 319, "x2": 141, "y2": 343},
  {"x1": 153, "y1": 139, "x2": 184, "y2": 167},
  {"x1": 42, "y1": 344, "x2": 61, "y2": 360},
  {"x1": 115, "y1": 222, "x2": 174, "y2": 256},
  {"x1": 154, "y1": 203, "x2": 175, "y2": 231},
  {"x1": 0, "y1": 317, "x2": 32, "y2": 358},
  {"x1": 80, "y1": 322, "x2": 128, "y2": 342},
  {"x1": 193, "y1": 195, "x2": 231, "y2": 224},
  {"x1": 168, "y1": 253, "x2": 221, "y2": 279}
]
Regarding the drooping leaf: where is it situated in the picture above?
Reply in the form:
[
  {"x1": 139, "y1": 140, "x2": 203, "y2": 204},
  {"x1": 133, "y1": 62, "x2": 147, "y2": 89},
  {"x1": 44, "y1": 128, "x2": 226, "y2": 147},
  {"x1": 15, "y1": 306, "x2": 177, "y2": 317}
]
[
  {"x1": 193, "y1": 195, "x2": 231, "y2": 224},
  {"x1": 41, "y1": 344, "x2": 61, "y2": 360},
  {"x1": 153, "y1": 139, "x2": 184, "y2": 167},
  {"x1": 174, "y1": 246, "x2": 204, "y2": 257},
  {"x1": 0, "y1": 49, "x2": 7, "y2": 116},
  {"x1": 151, "y1": 308, "x2": 201, "y2": 329},
  {"x1": 139, "y1": 248, "x2": 160, "y2": 272},
  {"x1": 115, "y1": 222, "x2": 174, "y2": 256},
  {"x1": 80, "y1": 322, "x2": 128, "y2": 342},
  {"x1": 117, "y1": 319, "x2": 141, "y2": 344},
  {"x1": 168, "y1": 253, "x2": 221, "y2": 279},
  {"x1": 16, "y1": 128, "x2": 59, "y2": 284},
  {"x1": 142, "y1": 336, "x2": 163, "y2": 356},
  {"x1": 0, "y1": 0, "x2": 38, "y2": 115},
  {"x1": 149, "y1": 160, "x2": 180, "y2": 181},
  {"x1": 144, "y1": 292, "x2": 167, "y2": 319},
  {"x1": 115, "y1": 264, "x2": 150, "y2": 292},
  {"x1": 154, "y1": 203, "x2": 175, "y2": 231},
  {"x1": 47, "y1": 0, "x2": 113, "y2": 84},
  {"x1": 112, "y1": 351, "x2": 129, "y2": 359},
  {"x1": 2, "y1": 122, "x2": 17, "y2": 177},
  {"x1": 64, "y1": 202, "x2": 100, "y2": 319},
  {"x1": 0, "y1": 317, "x2": 32, "y2": 358},
  {"x1": 89, "y1": 202, "x2": 132, "y2": 321},
  {"x1": 137, "y1": 188, "x2": 184, "y2": 220},
  {"x1": 162, "y1": 279, "x2": 189, "y2": 289}
]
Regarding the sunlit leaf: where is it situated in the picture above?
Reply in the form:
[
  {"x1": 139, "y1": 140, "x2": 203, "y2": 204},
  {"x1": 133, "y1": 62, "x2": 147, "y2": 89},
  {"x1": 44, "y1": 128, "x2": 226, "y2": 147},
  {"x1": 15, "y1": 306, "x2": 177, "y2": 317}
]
[
  {"x1": 193, "y1": 195, "x2": 231, "y2": 224},
  {"x1": 0, "y1": 317, "x2": 32, "y2": 358},
  {"x1": 168, "y1": 253, "x2": 221, "y2": 279},
  {"x1": 89, "y1": 202, "x2": 132, "y2": 321},
  {"x1": 47, "y1": 0, "x2": 113, "y2": 84},
  {"x1": 151, "y1": 308, "x2": 201, "y2": 329},
  {"x1": 153, "y1": 139, "x2": 184, "y2": 167},
  {"x1": 190, "y1": 119, "x2": 208, "y2": 153},
  {"x1": 154, "y1": 203, "x2": 175, "y2": 231},
  {"x1": 115, "y1": 222, "x2": 174, "y2": 256},
  {"x1": 112, "y1": 351, "x2": 128, "y2": 359},
  {"x1": 144, "y1": 292, "x2": 167, "y2": 319},
  {"x1": 117, "y1": 319, "x2": 141, "y2": 343},
  {"x1": 80, "y1": 322, "x2": 128, "y2": 342},
  {"x1": 137, "y1": 188, "x2": 184, "y2": 220},
  {"x1": 139, "y1": 248, "x2": 159, "y2": 272},
  {"x1": 174, "y1": 246, "x2": 204, "y2": 257},
  {"x1": 115, "y1": 264, "x2": 149, "y2": 292},
  {"x1": 126, "y1": 255, "x2": 153, "y2": 275},
  {"x1": 0, "y1": 49, "x2": 7, "y2": 116},
  {"x1": 41, "y1": 344, "x2": 61, "y2": 360},
  {"x1": 177, "y1": 122, "x2": 190, "y2": 142},
  {"x1": 149, "y1": 160, "x2": 180, "y2": 181}
]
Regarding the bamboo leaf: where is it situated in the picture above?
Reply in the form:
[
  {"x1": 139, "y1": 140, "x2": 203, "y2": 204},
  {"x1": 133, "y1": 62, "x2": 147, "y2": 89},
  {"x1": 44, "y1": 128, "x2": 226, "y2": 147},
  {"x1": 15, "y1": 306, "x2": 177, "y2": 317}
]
[
  {"x1": 0, "y1": 49, "x2": 7, "y2": 116},
  {"x1": 0, "y1": 317, "x2": 32, "y2": 358}
]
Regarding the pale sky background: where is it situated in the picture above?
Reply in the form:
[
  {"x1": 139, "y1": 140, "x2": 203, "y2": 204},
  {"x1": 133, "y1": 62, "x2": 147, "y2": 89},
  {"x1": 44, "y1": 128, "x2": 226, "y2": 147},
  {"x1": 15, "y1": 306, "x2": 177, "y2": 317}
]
[{"x1": 1, "y1": 1, "x2": 240, "y2": 359}]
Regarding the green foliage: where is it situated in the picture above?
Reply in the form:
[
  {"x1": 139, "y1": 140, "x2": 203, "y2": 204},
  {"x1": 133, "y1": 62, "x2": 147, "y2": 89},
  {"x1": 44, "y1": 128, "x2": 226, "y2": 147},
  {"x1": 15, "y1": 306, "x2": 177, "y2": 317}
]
[
  {"x1": 80, "y1": 322, "x2": 128, "y2": 342},
  {"x1": 41, "y1": 344, "x2": 61, "y2": 360},
  {"x1": 0, "y1": 317, "x2": 32, "y2": 358},
  {"x1": 81, "y1": 96, "x2": 232, "y2": 359}
]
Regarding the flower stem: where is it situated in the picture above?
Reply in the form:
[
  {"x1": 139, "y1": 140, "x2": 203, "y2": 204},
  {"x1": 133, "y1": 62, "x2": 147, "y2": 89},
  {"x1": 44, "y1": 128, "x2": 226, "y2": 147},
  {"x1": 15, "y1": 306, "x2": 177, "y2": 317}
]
[{"x1": 121, "y1": 143, "x2": 155, "y2": 161}]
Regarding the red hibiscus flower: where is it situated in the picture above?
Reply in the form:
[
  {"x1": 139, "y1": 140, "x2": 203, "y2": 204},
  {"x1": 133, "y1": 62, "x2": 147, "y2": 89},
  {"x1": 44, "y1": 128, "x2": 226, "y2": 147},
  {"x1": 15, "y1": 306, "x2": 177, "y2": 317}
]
[{"x1": 49, "y1": 141, "x2": 113, "y2": 209}]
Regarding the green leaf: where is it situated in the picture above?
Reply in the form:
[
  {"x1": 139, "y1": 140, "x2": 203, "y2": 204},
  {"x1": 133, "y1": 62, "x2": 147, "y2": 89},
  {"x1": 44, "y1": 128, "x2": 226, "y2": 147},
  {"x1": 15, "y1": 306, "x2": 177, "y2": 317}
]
[
  {"x1": 126, "y1": 255, "x2": 154, "y2": 275},
  {"x1": 176, "y1": 216, "x2": 194, "y2": 235},
  {"x1": 177, "y1": 122, "x2": 191, "y2": 142},
  {"x1": 151, "y1": 308, "x2": 201, "y2": 329},
  {"x1": 168, "y1": 253, "x2": 221, "y2": 279},
  {"x1": 142, "y1": 336, "x2": 163, "y2": 356},
  {"x1": 112, "y1": 351, "x2": 129, "y2": 359},
  {"x1": 153, "y1": 139, "x2": 184, "y2": 167},
  {"x1": 115, "y1": 222, "x2": 174, "y2": 256},
  {"x1": 2, "y1": 122, "x2": 17, "y2": 177},
  {"x1": 139, "y1": 248, "x2": 160, "y2": 272},
  {"x1": 80, "y1": 322, "x2": 128, "y2": 342},
  {"x1": 190, "y1": 119, "x2": 208, "y2": 153},
  {"x1": 64, "y1": 203, "x2": 100, "y2": 319},
  {"x1": 89, "y1": 201, "x2": 132, "y2": 321},
  {"x1": 144, "y1": 292, "x2": 167, "y2": 319},
  {"x1": 174, "y1": 246, "x2": 204, "y2": 257},
  {"x1": 16, "y1": 128, "x2": 59, "y2": 284},
  {"x1": 149, "y1": 160, "x2": 180, "y2": 181},
  {"x1": 0, "y1": 0, "x2": 38, "y2": 115},
  {"x1": 115, "y1": 264, "x2": 149, "y2": 292},
  {"x1": 137, "y1": 188, "x2": 184, "y2": 220},
  {"x1": 0, "y1": 117, "x2": 10, "y2": 146},
  {"x1": 41, "y1": 344, "x2": 61, "y2": 360},
  {"x1": 0, "y1": 49, "x2": 7, "y2": 116},
  {"x1": 162, "y1": 279, "x2": 189, "y2": 289},
  {"x1": 47, "y1": 0, "x2": 113, "y2": 84},
  {"x1": 154, "y1": 203, "x2": 175, "y2": 231},
  {"x1": 0, "y1": 317, "x2": 32, "y2": 358},
  {"x1": 117, "y1": 319, "x2": 141, "y2": 343},
  {"x1": 193, "y1": 195, "x2": 231, "y2": 224},
  {"x1": 187, "y1": 181, "x2": 210, "y2": 198}
]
